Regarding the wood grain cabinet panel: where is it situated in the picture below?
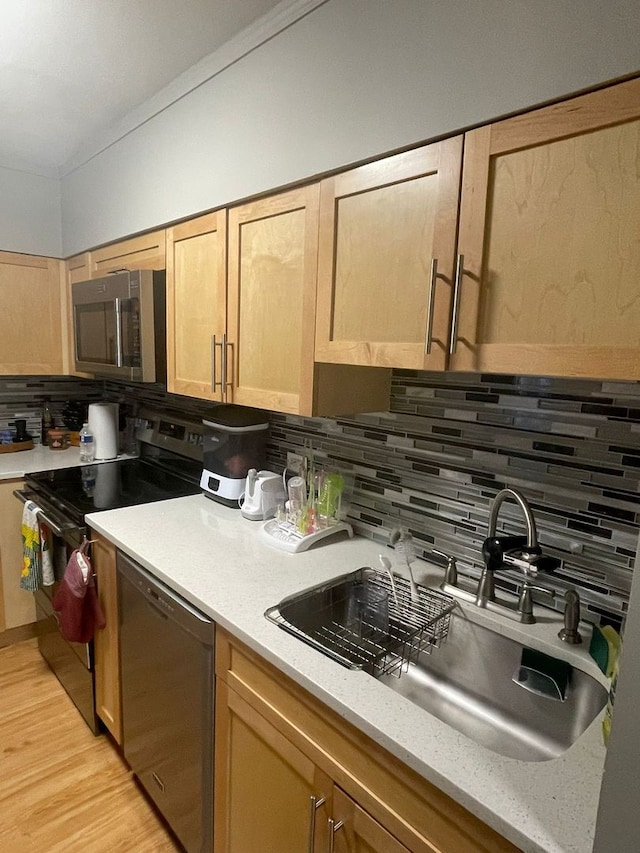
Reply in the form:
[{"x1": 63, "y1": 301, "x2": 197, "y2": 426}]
[
  {"x1": 215, "y1": 679, "x2": 331, "y2": 853},
  {"x1": 227, "y1": 187, "x2": 390, "y2": 416},
  {"x1": 90, "y1": 229, "x2": 166, "y2": 277},
  {"x1": 0, "y1": 479, "x2": 35, "y2": 634},
  {"x1": 227, "y1": 185, "x2": 319, "y2": 414},
  {"x1": 315, "y1": 139, "x2": 463, "y2": 370},
  {"x1": 331, "y1": 787, "x2": 411, "y2": 853},
  {"x1": 215, "y1": 630, "x2": 519, "y2": 853},
  {"x1": 166, "y1": 211, "x2": 227, "y2": 400},
  {"x1": 92, "y1": 531, "x2": 121, "y2": 744},
  {"x1": 452, "y1": 76, "x2": 640, "y2": 379},
  {"x1": 0, "y1": 251, "x2": 65, "y2": 375}
]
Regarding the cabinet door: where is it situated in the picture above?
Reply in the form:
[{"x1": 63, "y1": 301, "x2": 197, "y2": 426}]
[
  {"x1": 0, "y1": 480, "x2": 35, "y2": 633},
  {"x1": 215, "y1": 680, "x2": 331, "y2": 853},
  {"x1": 227, "y1": 185, "x2": 320, "y2": 414},
  {"x1": 315, "y1": 139, "x2": 462, "y2": 370},
  {"x1": 67, "y1": 252, "x2": 91, "y2": 285},
  {"x1": 166, "y1": 212, "x2": 227, "y2": 399},
  {"x1": 331, "y1": 787, "x2": 410, "y2": 853},
  {"x1": 452, "y1": 76, "x2": 640, "y2": 379},
  {"x1": 92, "y1": 532, "x2": 121, "y2": 744},
  {"x1": 0, "y1": 251, "x2": 65, "y2": 374},
  {"x1": 90, "y1": 229, "x2": 166, "y2": 277}
]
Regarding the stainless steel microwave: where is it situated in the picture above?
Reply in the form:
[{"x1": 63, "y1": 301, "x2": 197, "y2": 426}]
[{"x1": 72, "y1": 269, "x2": 166, "y2": 383}]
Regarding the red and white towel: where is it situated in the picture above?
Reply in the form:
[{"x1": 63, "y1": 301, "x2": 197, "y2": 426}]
[{"x1": 52, "y1": 541, "x2": 105, "y2": 643}]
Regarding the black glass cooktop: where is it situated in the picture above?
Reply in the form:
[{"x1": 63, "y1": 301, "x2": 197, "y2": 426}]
[{"x1": 25, "y1": 458, "x2": 201, "y2": 525}]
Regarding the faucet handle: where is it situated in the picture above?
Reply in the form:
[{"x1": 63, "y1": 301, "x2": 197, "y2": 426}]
[
  {"x1": 432, "y1": 549, "x2": 458, "y2": 585},
  {"x1": 518, "y1": 581, "x2": 555, "y2": 624}
]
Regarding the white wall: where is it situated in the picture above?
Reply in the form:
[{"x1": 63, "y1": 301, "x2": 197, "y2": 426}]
[
  {"x1": 61, "y1": 0, "x2": 640, "y2": 256},
  {"x1": 0, "y1": 167, "x2": 61, "y2": 257}
]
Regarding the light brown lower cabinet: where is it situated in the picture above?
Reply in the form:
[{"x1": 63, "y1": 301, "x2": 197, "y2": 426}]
[
  {"x1": 215, "y1": 630, "x2": 520, "y2": 853},
  {"x1": 91, "y1": 531, "x2": 122, "y2": 744},
  {"x1": 0, "y1": 479, "x2": 36, "y2": 635}
]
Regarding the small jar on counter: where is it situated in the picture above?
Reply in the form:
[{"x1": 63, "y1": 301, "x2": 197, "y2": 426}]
[
  {"x1": 47, "y1": 429, "x2": 69, "y2": 450},
  {"x1": 0, "y1": 428, "x2": 14, "y2": 445}
]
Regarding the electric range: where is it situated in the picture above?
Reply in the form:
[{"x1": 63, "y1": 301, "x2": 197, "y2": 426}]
[{"x1": 15, "y1": 409, "x2": 205, "y2": 734}]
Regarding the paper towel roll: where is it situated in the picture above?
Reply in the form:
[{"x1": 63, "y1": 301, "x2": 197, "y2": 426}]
[{"x1": 88, "y1": 402, "x2": 119, "y2": 460}]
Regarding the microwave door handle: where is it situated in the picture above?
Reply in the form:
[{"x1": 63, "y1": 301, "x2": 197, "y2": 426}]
[
  {"x1": 114, "y1": 297, "x2": 124, "y2": 368},
  {"x1": 72, "y1": 304, "x2": 80, "y2": 362}
]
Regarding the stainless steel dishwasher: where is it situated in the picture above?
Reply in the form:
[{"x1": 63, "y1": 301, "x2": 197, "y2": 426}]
[{"x1": 117, "y1": 551, "x2": 214, "y2": 853}]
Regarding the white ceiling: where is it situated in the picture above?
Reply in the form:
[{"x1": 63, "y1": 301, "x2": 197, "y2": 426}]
[{"x1": 0, "y1": 0, "x2": 289, "y2": 177}]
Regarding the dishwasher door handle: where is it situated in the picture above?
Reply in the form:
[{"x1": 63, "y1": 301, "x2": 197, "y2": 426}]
[
  {"x1": 117, "y1": 552, "x2": 214, "y2": 644},
  {"x1": 146, "y1": 599, "x2": 170, "y2": 621}
]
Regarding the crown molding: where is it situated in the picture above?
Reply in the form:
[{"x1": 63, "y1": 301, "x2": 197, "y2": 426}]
[{"x1": 58, "y1": 0, "x2": 328, "y2": 178}]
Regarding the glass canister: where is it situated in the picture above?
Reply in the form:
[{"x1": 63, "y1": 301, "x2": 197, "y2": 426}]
[{"x1": 47, "y1": 429, "x2": 69, "y2": 450}]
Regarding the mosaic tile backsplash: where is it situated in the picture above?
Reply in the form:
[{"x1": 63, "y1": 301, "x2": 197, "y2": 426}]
[
  {"x1": 2, "y1": 371, "x2": 638, "y2": 627},
  {"x1": 0, "y1": 376, "x2": 102, "y2": 443},
  {"x1": 267, "y1": 372, "x2": 640, "y2": 628}
]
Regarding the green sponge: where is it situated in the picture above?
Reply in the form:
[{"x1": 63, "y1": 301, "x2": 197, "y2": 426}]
[{"x1": 589, "y1": 625, "x2": 621, "y2": 677}]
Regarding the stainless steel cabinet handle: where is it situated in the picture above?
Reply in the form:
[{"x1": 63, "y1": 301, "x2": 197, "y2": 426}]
[
  {"x1": 221, "y1": 333, "x2": 228, "y2": 401},
  {"x1": 114, "y1": 297, "x2": 124, "y2": 367},
  {"x1": 211, "y1": 335, "x2": 223, "y2": 393},
  {"x1": 424, "y1": 257, "x2": 438, "y2": 355},
  {"x1": 224, "y1": 338, "x2": 234, "y2": 394},
  {"x1": 449, "y1": 253, "x2": 464, "y2": 355},
  {"x1": 328, "y1": 817, "x2": 344, "y2": 853},
  {"x1": 308, "y1": 795, "x2": 326, "y2": 853}
]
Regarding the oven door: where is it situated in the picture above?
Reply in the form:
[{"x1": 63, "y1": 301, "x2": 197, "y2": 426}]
[{"x1": 13, "y1": 488, "x2": 100, "y2": 734}]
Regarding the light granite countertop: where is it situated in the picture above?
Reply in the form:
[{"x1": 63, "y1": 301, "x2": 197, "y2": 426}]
[
  {"x1": 0, "y1": 445, "x2": 88, "y2": 479},
  {"x1": 0, "y1": 445, "x2": 134, "y2": 480},
  {"x1": 87, "y1": 494, "x2": 608, "y2": 853}
]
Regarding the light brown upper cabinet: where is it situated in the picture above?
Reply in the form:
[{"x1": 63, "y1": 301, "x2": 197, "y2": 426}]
[
  {"x1": 227, "y1": 186, "x2": 390, "y2": 415},
  {"x1": 451, "y1": 77, "x2": 640, "y2": 379},
  {"x1": 0, "y1": 251, "x2": 66, "y2": 374},
  {"x1": 166, "y1": 211, "x2": 227, "y2": 400},
  {"x1": 90, "y1": 229, "x2": 166, "y2": 277},
  {"x1": 66, "y1": 252, "x2": 91, "y2": 285},
  {"x1": 315, "y1": 139, "x2": 463, "y2": 370}
]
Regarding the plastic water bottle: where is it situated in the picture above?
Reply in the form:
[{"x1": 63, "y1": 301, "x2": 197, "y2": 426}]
[{"x1": 79, "y1": 422, "x2": 95, "y2": 463}]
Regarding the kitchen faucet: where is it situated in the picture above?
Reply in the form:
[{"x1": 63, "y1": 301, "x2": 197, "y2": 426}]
[{"x1": 477, "y1": 488, "x2": 560, "y2": 618}]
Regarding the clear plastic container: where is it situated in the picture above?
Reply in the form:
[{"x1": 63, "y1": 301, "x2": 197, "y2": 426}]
[{"x1": 79, "y1": 422, "x2": 95, "y2": 463}]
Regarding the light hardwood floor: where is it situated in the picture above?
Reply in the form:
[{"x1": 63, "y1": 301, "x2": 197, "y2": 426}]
[{"x1": 0, "y1": 640, "x2": 180, "y2": 852}]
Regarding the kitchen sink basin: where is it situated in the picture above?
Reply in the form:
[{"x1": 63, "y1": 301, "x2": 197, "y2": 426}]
[
  {"x1": 377, "y1": 609, "x2": 608, "y2": 761},
  {"x1": 266, "y1": 570, "x2": 608, "y2": 762}
]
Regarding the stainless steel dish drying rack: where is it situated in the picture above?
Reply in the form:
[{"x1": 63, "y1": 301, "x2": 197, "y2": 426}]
[{"x1": 265, "y1": 567, "x2": 456, "y2": 678}]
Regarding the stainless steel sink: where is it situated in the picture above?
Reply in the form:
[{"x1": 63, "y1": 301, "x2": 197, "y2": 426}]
[
  {"x1": 381, "y1": 609, "x2": 608, "y2": 761},
  {"x1": 266, "y1": 568, "x2": 455, "y2": 675},
  {"x1": 266, "y1": 571, "x2": 608, "y2": 762}
]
